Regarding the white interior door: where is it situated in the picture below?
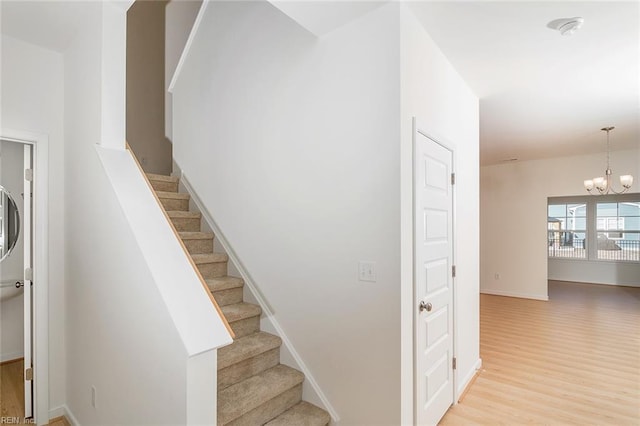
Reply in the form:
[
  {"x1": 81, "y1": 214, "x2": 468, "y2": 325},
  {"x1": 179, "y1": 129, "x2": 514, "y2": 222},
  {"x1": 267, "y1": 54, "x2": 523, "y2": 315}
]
[
  {"x1": 414, "y1": 130, "x2": 454, "y2": 425},
  {"x1": 23, "y1": 144, "x2": 33, "y2": 418}
]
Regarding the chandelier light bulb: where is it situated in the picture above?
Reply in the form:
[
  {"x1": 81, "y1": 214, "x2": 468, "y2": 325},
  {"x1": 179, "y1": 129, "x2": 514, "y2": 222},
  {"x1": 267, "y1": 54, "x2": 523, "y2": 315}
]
[
  {"x1": 584, "y1": 127, "x2": 633, "y2": 195},
  {"x1": 583, "y1": 180, "x2": 594, "y2": 191},
  {"x1": 620, "y1": 175, "x2": 633, "y2": 188},
  {"x1": 593, "y1": 177, "x2": 605, "y2": 188}
]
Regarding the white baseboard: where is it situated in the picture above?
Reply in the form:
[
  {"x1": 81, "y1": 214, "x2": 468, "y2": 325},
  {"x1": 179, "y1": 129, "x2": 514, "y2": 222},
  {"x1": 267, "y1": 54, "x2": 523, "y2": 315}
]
[
  {"x1": 480, "y1": 288, "x2": 549, "y2": 301},
  {"x1": 48, "y1": 405, "x2": 66, "y2": 422},
  {"x1": 550, "y1": 278, "x2": 640, "y2": 288},
  {"x1": 1, "y1": 351, "x2": 23, "y2": 363},
  {"x1": 456, "y1": 358, "x2": 482, "y2": 399},
  {"x1": 49, "y1": 405, "x2": 79, "y2": 426},
  {"x1": 179, "y1": 173, "x2": 340, "y2": 423}
]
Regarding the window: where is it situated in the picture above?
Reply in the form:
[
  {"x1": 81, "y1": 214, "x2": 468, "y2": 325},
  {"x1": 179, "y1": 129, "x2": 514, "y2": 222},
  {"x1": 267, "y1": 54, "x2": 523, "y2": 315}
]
[
  {"x1": 548, "y1": 203, "x2": 586, "y2": 259},
  {"x1": 596, "y1": 217, "x2": 624, "y2": 238},
  {"x1": 596, "y1": 202, "x2": 640, "y2": 261},
  {"x1": 548, "y1": 196, "x2": 640, "y2": 263}
]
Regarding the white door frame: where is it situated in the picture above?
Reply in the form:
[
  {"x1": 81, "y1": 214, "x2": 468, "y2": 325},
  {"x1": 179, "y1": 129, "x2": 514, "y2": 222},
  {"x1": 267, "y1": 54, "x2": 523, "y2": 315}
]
[
  {"x1": 24, "y1": 142, "x2": 33, "y2": 418},
  {"x1": 413, "y1": 118, "x2": 458, "y2": 423},
  {"x1": 0, "y1": 128, "x2": 49, "y2": 425}
]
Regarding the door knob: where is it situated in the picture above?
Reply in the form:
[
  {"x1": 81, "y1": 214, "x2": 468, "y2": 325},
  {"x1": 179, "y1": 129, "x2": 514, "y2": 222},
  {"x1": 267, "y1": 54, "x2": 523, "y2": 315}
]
[{"x1": 419, "y1": 301, "x2": 433, "y2": 312}]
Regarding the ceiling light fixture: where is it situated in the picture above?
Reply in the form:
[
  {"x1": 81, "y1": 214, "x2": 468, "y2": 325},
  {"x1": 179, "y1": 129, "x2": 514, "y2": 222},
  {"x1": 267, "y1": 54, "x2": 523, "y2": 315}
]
[
  {"x1": 584, "y1": 127, "x2": 633, "y2": 195},
  {"x1": 559, "y1": 17, "x2": 584, "y2": 35},
  {"x1": 548, "y1": 17, "x2": 584, "y2": 36}
]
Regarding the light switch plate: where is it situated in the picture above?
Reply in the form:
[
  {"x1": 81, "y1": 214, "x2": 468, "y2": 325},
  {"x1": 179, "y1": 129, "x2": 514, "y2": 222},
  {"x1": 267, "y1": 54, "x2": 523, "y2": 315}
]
[{"x1": 358, "y1": 261, "x2": 376, "y2": 282}]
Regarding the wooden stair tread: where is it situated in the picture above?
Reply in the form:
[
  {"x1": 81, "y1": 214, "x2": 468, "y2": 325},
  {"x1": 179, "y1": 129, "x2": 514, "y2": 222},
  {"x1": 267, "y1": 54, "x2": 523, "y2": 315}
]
[
  {"x1": 146, "y1": 173, "x2": 178, "y2": 183},
  {"x1": 155, "y1": 191, "x2": 190, "y2": 200},
  {"x1": 221, "y1": 302, "x2": 261, "y2": 322},
  {"x1": 207, "y1": 276, "x2": 244, "y2": 292},
  {"x1": 218, "y1": 365, "x2": 304, "y2": 425},
  {"x1": 218, "y1": 331, "x2": 282, "y2": 370},
  {"x1": 166, "y1": 210, "x2": 201, "y2": 218},
  {"x1": 264, "y1": 401, "x2": 331, "y2": 426},
  {"x1": 179, "y1": 231, "x2": 214, "y2": 240},
  {"x1": 191, "y1": 253, "x2": 228, "y2": 263}
]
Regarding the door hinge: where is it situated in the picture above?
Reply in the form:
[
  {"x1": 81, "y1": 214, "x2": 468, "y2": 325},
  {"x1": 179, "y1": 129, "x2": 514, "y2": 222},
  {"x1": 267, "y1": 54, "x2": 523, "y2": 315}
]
[
  {"x1": 25, "y1": 367, "x2": 33, "y2": 381},
  {"x1": 452, "y1": 265, "x2": 456, "y2": 278},
  {"x1": 25, "y1": 168, "x2": 33, "y2": 182},
  {"x1": 25, "y1": 267, "x2": 33, "y2": 281},
  {"x1": 452, "y1": 357, "x2": 457, "y2": 370},
  {"x1": 451, "y1": 173, "x2": 456, "y2": 185}
]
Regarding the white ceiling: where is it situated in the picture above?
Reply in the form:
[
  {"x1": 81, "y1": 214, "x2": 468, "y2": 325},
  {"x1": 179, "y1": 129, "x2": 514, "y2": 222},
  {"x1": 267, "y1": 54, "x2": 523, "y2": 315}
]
[
  {"x1": 2, "y1": 1, "x2": 638, "y2": 166},
  {"x1": 0, "y1": 1, "x2": 91, "y2": 53},
  {"x1": 409, "y1": 1, "x2": 640, "y2": 165},
  {"x1": 270, "y1": 1, "x2": 386, "y2": 36}
]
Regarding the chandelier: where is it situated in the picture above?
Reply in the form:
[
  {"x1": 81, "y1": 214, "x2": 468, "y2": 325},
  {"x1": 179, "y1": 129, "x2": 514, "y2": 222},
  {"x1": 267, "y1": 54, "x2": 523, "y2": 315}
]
[{"x1": 583, "y1": 126, "x2": 633, "y2": 195}]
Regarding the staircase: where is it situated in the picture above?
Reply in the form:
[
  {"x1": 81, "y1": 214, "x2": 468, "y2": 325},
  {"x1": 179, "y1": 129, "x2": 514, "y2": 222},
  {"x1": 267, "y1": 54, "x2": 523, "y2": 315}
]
[{"x1": 147, "y1": 173, "x2": 331, "y2": 426}]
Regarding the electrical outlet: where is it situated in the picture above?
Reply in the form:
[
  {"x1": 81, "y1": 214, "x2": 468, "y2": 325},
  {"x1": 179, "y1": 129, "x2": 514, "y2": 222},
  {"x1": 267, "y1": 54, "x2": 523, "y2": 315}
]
[
  {"x1": 494, "y1": 273, "x2": 500, "y2": 280},
  {"x1": 359, "y1": 261, "x2": 377, "y2": 282},
  {"x1": 91, "y1": 386, "x2": 97, "y2": 408}
]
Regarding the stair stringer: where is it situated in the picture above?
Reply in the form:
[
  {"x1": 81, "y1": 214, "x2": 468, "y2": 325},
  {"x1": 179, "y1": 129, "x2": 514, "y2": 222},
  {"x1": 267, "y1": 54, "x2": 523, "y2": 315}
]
[{"x1": 177, "y1": 171, "x2": 340, "y2": 423}]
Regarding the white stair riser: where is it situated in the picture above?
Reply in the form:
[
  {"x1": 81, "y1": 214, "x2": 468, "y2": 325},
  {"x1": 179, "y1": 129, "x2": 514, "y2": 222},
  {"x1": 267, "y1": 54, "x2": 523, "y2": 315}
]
[{"x1": 218, "y1": 348, "x2": 280, "y2": 391}]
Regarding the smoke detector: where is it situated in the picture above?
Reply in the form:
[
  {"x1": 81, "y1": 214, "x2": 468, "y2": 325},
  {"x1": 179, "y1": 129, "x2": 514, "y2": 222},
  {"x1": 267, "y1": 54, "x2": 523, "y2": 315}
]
[{"x1": 548, "y1": 17, "x2": 584, "y2": 36}]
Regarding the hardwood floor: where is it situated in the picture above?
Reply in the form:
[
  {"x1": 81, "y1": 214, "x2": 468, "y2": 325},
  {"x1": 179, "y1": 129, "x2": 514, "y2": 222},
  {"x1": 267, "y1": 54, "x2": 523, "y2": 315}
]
[
  {"x1": 441, "y1": 280, "x2": 640, "y2": 425},
  {"x1": 4, "y1": 281, "x2": 639, "y2": 425},
  {"x1": 1, "y1": 359, "x2": 25, "y2": 420},
  {"x1": 0, "y1": 359, "x2": 68, "y2": 425}
]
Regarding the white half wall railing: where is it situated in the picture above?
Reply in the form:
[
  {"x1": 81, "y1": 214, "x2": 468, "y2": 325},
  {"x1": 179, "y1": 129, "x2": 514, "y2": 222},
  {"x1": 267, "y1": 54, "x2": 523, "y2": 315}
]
[{"x1": 96, "y1": 145, "x2": 233, "y2": 424}]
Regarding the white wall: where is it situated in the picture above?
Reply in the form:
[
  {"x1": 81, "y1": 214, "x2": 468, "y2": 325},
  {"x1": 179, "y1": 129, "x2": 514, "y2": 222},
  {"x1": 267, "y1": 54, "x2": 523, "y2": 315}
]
[
  {"x1": 549, "y1": 257, "x2": 640, "y2": 287},
  {"x1": 0, "y1": 34, "x2": 66, "y2": 412},
  {"x1": 172, "y1": 1, "x2": 401, "y2": 423},
  {"x1": 268, "y1": 1, "x2": 387, "y2": 37},
  {"x1": 0, "y1": 290, "x2": 23, "y2": 362},
  {"x1": 63, "y1": 4, "x2": 194, "y2": 423},
  {"x1": 126, "y1": 0, "x2": 172, "y2": 174},
  {"x1": 165, "y1": 0, "x2": 202, "y2": 142},
  {"x1": 399, "y1": 5, "x2": 480, "y2": 422},
  {"x1": 481, "y1": 148, "x2": 640, "y2": 299}
]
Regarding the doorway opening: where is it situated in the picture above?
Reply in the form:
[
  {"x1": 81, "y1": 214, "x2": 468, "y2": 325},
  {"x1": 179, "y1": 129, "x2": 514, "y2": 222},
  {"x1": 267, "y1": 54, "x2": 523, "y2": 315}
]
[{"x1": 0, "y1": 138, "x2": 34, "y2": 421}]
